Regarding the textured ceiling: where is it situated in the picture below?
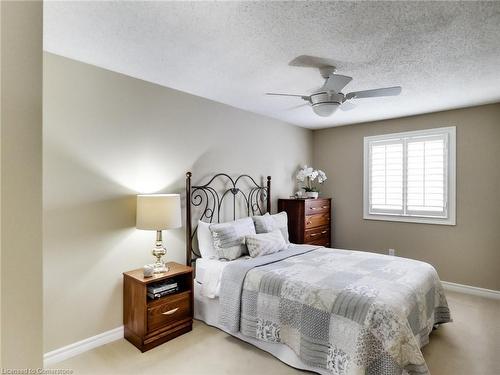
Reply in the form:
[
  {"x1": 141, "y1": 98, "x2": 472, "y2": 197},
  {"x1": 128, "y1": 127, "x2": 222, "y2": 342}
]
[{"x1": 44, "y1": 1, "x2": 500, "y2": 129}]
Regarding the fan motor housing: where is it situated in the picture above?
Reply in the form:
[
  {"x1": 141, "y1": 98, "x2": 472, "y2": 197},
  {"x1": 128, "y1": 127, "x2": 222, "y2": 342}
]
[{"x1": 310, "y1": 92, "x2": 344, "y2": 106}]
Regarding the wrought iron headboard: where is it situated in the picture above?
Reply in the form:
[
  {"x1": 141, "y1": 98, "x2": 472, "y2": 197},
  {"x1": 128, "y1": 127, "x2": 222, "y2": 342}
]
[{"x1": 185, "y1": 172, "x2": 271, "y2": 265}]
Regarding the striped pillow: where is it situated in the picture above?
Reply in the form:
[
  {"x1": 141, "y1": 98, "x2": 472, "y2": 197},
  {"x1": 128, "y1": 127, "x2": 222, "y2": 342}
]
[
  {"x1": 209, "y1": 217, "x2": 256, "y2": 260},
  {"x1": 245, "y1": 230, "x2": 286, "y2": 257},
  {"x1": 252, "y1": 212, "x2": 290, "y2": 244}
]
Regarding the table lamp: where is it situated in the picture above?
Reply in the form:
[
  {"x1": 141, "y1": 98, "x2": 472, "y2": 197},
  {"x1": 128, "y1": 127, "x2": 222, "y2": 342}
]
[{"x1": 136, "y1": 194, "x2": 182, "y2": 273}]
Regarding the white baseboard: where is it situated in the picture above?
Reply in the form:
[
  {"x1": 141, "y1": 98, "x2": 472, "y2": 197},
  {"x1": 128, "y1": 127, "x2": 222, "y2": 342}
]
[
  {"x1": 442, "y1": 281, "x2": 500, "y2": 300},
  {"x1": 44, "y1": 325, "x2": 124, "y2": 367}
]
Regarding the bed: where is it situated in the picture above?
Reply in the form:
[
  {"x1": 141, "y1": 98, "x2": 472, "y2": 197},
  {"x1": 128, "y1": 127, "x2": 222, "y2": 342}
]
[{"x1": 185, "y1": 172, "x2": 451, "y2": 375}]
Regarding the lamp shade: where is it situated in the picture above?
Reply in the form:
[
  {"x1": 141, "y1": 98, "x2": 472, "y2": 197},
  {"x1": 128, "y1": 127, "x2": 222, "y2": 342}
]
[{"x1": 136, "y1": 194, "x2": 182, "y2": 230}]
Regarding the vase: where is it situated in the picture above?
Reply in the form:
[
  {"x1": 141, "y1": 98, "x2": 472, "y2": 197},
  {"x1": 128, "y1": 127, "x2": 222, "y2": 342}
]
[{"x1": 305, "y1": 192, "x2": 319, "y2": 199}]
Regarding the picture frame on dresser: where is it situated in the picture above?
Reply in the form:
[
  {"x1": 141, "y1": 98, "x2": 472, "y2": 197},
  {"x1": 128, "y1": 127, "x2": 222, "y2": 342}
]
[{"x1": 278, "y1": 198, "x2": 332, "y2": 247}]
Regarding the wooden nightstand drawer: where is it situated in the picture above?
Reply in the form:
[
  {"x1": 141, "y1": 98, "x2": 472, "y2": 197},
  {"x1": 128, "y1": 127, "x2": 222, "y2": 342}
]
[
  {"x1": 147, "y1": 292, "x2": 191, "y2": 332},
  {"x1": 305, "y1": 212, "x2": 330, "y2": 229},
  {"x1": 305, "y1": 225, "x2": 330, "y2": 243},
  {"x1": 305, "y1": 199, "x2": 330, "y2": 215}
]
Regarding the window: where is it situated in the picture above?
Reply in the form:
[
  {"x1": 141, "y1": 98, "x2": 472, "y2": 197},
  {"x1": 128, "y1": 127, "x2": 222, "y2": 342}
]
[{"x1": 363, "y1": 127, "x2": 456, "y2": 225}]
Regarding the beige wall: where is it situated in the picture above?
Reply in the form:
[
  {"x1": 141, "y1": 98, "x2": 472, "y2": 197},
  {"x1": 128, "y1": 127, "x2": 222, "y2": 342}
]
[
  {"x1": 313, "y1": 104, "x2": 500, "y2": 291},
  {"x1": 43, "y1": 52, "x2": 312, "y2": 351},
  {"x1": 1, "y1": 1, "x2": 43, "y2": 368}
]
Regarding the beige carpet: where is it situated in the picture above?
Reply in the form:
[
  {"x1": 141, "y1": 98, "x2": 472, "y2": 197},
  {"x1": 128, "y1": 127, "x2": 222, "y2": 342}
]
[{"x1": 51, "y1": 291, "x2": 500, "y2": 374}]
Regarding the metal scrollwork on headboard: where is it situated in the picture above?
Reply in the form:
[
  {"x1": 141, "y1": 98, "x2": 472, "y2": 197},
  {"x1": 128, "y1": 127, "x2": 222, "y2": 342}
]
[{"x1": 185, "y1": 172, "x2": 271, "y2": 265}]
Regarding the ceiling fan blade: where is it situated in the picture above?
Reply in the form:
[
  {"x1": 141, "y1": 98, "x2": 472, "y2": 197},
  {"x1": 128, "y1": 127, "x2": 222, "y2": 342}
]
[
  {"x1": 266, "y1": 93, "x2": 310, "y2": 100},
  {"x1": 322, "y1": 74, "x2": 353, "y2": 93},
  {"x1": 287, "y1": 103, "x2": 309, "y2": 111},
  {"x1": 289, "y1": 55, "x2": 338, "y2": 68},
  {"x1": 340, "y1": 101, "x2": 357, "y2": 111},
  {"x1": 346, "y1": 86, "x2": 402, "y2": 100}
]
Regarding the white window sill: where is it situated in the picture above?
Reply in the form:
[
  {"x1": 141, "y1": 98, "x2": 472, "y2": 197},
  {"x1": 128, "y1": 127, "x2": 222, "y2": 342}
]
[{"x1": 363, "y1": 214, "x2": 456, "y2": 226}]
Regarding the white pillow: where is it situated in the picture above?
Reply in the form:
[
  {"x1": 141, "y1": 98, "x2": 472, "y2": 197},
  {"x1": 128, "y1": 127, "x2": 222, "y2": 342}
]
[
  {"x1": 252, "y1": 212, "x2": 290, "y2": 244},
  {"x1": 197, "y1": 220, "x2": 217, "y2": 259},
  {"x1": 209, "y1": 217, "x2": 256, "y2": 260},
  {"x1": 246, "y1": 230, "x2": 286, "y2": 257}
]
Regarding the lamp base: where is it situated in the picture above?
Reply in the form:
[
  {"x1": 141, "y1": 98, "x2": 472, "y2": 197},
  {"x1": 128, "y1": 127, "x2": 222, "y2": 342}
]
[
  {"x1": 151, "y1": 230, "x2": 168, "y2": 274},
  {"x1": 152, "y1": 261, "x2": 168, "y2": 274}
]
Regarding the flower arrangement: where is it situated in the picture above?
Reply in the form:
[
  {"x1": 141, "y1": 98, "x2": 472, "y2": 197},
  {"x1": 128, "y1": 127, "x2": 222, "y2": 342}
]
[{"x1": 296, "y1": 165, "x2": 327, "y2": 194}]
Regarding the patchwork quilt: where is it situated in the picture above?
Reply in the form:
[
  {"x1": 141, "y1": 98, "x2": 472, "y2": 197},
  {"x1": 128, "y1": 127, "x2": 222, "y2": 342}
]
[{"x1": 219, "y1": 245, "x2": 451, "y2": 375}]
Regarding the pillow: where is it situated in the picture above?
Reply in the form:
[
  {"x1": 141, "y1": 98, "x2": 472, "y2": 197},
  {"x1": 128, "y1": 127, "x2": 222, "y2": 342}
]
[
  {"x1": 197, "y1": 220, "x2": 217, "y2": 259},
  {"x1": 252, "y1": 212, "x2": 290, "y2": 244},
  {"x1": 209, "y1": 217, "x2": 256, "y2": 260},
  {"x1": 245, "y1": 230, "x2": 286, "y2": 257}
]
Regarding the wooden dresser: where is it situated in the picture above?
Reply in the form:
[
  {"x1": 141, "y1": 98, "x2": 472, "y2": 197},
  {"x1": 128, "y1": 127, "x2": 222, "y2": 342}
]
[
  {"x1": 278, "y1": 198, "x2": 332, "y2": 247},
  {"x1": 123, "y1": 262, "x2": 193, "y2": 352}
]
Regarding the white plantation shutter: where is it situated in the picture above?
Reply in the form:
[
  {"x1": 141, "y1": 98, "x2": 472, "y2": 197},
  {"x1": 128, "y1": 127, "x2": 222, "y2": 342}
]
[
  {"x1": 369, "y1": 141, "x2": 403, "y2": 214},
  {"x1": 406, "y1": 135, "x2": 447, "y2": 216},
  {"x1": 364, "y1": 127, "x2": 456, "y2": 225}
]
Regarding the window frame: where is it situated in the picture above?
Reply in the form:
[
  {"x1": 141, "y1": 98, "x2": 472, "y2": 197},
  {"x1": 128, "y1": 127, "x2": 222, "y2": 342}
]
[{"x1": 363, "y1": 127, "x2": 456, "y2": 225}]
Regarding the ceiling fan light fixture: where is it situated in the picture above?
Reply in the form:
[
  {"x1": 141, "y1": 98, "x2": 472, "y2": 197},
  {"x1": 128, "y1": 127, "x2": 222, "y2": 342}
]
[
  {"x1": 267, "y1": 56, "x2": 402, "y2": 118},
  {"x1": 312, "y1": 102, "x2": 340, "y2": 117}
]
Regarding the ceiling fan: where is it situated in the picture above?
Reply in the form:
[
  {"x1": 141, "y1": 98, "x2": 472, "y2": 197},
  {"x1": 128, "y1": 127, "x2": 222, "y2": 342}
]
[{"x1": 266, "y1": 55, "x2": 402, "y2": 117}]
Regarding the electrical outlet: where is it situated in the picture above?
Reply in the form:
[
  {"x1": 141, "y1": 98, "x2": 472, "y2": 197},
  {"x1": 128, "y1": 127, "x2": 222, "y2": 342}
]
[{"x1": 388, "y1": 248, "x2": 396, "y2": 256}]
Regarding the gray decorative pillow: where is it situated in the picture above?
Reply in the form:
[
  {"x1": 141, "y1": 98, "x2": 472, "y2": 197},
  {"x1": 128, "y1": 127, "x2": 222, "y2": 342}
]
[
  {"x1": 252, "y1": 212, "x2": 290, "y2": 244},
  {"x1": 209, "y1": 217, "x2": 256, "y2": 260},
  {"x1": 246, "y1": 230, "x2": 286, "y2": 257}
]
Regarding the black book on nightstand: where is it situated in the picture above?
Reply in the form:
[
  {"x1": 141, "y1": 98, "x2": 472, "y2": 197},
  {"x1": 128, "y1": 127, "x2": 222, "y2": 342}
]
[
  {"x1": 147, "y1": 281, "x2": 178, "y2": 294},
  {"x1": 147, "y1": 287, "x2": 179, "y2": 299}
]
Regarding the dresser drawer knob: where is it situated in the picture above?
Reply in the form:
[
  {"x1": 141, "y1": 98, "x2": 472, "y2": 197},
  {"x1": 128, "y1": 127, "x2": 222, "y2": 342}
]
[
  {"x1": 321, "y1": 230, "x2": 327, "y2": 234},
  {"x1": 162, "y1": 307, "x2": 179, "y2": 315}
]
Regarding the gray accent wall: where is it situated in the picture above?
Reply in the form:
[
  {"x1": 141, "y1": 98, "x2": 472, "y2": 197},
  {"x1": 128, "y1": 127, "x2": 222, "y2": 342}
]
[{"x1": 313, "y1": 104, "x2": 500, "y2": 291}]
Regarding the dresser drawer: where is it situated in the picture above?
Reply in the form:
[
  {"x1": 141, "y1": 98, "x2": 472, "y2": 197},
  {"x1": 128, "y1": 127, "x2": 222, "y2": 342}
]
[
  {"x1": 305, "y1": 225, "x2": 330, "y2": 243},
  {"x1": 147, "y1": 292, "x2": 191, "y2": 333},
  {"x1": 305, "y1": 212, "x2": 330, "y2": 228},
  {"x1": 305, "y1": 199, "x2": 330, "y2": 215},
  {"x1": 307, "y1": 239, "x2": 330, "y2": 247}
]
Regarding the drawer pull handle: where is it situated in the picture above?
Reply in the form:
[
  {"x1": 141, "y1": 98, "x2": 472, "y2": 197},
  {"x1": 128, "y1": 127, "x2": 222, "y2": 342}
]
[
  {"x1": 311, "y1": 230, "x2": 328, "y2": 237},
  {"x1": 310, "y1": 206, "x2": 328, "y2": 210},
  {"x1": 162, "y1": 308, "x2": 179, "y2": 315},
  {"x1": 309, "y1": 206, "x2": 328, "y2": 211}
]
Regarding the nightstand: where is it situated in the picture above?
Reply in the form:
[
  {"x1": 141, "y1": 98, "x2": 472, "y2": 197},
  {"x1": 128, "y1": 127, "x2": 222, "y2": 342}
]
[{"x1": 123, "y1": 262, "x2": 193, "y2": 352}]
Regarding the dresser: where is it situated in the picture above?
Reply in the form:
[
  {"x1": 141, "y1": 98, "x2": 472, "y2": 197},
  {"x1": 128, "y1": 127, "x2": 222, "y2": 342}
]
[
  {"x1": 278, "y1": 198, "x2": 332, "y2": 247},
  {"x1": 123, "y1": 262, "x2": 193, "y2": 352}
]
